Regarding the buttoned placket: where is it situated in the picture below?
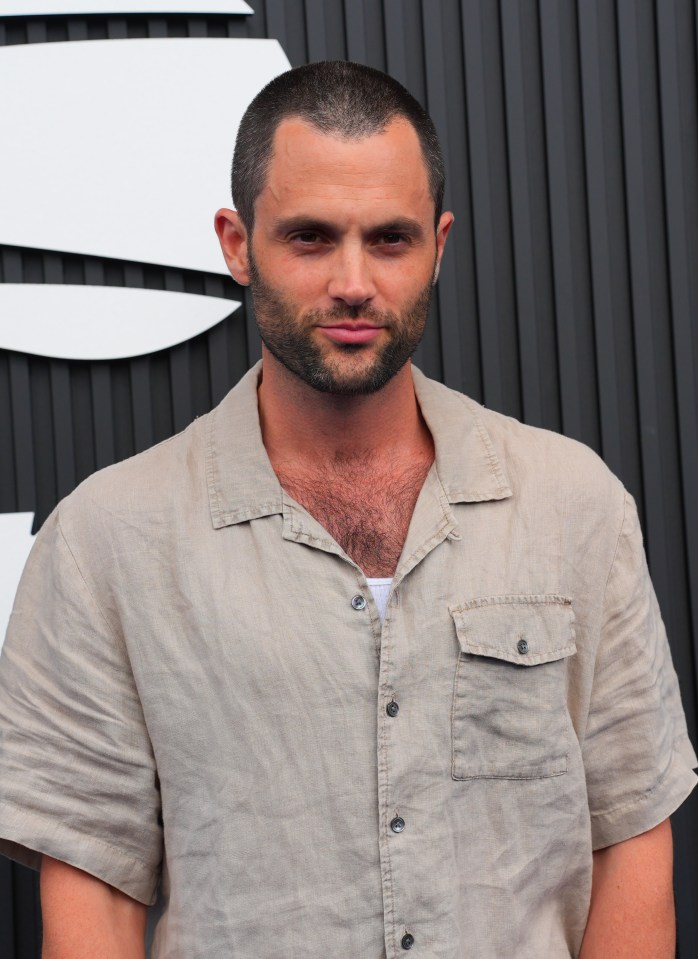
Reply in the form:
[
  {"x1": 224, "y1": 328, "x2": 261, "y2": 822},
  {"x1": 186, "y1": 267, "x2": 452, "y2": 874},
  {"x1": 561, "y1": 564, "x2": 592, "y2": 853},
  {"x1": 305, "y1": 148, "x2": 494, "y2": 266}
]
[
  {"x1": 373, "y1": 467, "x2": 459, "y2": 957},
  {"x1": 280, "y1": 466, "x2": 458, "y2": 957}
]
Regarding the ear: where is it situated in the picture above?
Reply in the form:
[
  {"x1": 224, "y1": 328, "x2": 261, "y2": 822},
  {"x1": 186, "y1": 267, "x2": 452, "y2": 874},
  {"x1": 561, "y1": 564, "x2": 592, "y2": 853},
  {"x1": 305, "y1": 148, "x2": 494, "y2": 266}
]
[
  {"x1": 214, "y1": 208, "x2": 250, "y2": 285},
  {"x1": 433, "y1": 211, "x2": 455, "y2": 283}
]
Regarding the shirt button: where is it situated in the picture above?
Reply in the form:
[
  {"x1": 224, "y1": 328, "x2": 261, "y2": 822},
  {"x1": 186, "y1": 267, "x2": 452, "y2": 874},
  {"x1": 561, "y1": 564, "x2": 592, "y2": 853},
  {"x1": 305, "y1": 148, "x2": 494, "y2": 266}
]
[
  {"x1": 386, "y1": 700, "x2": 399, "y2": 717},
  {"x1": 401, "y1": 933, "x2": 415, "y2": 950},
  {"x1": 351, "y1": 594, "x2": 367, "y2": 610},
  {"x1": 390, "y1": 816, "x2": 405, "y2": 833},
  {"x1": 517, "y1": 638, "x2": 529, "y2": 654}
]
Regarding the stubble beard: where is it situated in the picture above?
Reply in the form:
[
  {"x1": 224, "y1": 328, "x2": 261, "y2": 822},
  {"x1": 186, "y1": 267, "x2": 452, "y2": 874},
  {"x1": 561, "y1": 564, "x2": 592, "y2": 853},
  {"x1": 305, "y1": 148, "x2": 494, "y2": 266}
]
[{"x1": 247, "y1": 253, "x2": 435, "y2": 396}]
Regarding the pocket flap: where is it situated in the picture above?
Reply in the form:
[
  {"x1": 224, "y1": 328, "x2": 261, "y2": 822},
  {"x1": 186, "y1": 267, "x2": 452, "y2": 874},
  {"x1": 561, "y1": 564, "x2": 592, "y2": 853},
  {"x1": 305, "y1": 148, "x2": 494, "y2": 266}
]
[{"x1": 449, "y1": 595, "x2": 576, "y2": 665}]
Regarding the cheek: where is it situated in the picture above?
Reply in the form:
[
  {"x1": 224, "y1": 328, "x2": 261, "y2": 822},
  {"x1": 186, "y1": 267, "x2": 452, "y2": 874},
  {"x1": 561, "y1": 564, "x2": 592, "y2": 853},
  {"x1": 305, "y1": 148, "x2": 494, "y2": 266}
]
[
  {"x1": 381, "y1": 266, "x2": 432, "y2": 307},
  {"x1": 279, "y1": 260, "x2": 332, "y2": 304},
  {"x1": 255, "y1": 252, "x2": 323, "y2": 305}
]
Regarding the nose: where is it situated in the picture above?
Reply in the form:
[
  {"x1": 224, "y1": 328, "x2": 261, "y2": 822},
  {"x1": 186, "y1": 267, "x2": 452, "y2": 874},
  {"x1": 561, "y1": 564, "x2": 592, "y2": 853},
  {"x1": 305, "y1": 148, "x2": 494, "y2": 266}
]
[{"x1": 326, "y1": 244, "x2": 376, "y2": 307}]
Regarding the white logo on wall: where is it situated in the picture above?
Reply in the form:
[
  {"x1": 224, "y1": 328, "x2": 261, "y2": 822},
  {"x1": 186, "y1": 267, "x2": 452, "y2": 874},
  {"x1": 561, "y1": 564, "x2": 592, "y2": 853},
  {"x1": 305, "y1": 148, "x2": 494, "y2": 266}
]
[
  {"x1": 0, "y1": 8, "x2": 292, "y2": 649},
  {"x1": 0, "y1": 2, "x2": 253, "y2": 14}
]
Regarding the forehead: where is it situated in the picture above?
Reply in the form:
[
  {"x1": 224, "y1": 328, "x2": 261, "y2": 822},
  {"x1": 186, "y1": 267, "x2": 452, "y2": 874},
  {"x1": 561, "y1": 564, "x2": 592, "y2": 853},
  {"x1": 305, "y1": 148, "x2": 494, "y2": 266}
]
[{"x1": 257, "y1": 116, "x2": 433, "y2": 222}]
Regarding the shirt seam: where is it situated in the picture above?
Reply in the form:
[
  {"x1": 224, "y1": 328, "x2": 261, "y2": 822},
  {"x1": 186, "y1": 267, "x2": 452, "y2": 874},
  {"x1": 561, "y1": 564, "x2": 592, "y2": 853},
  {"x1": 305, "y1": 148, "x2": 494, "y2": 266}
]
[
  {"x1": 599, "y1": 484, "x2": 628, "y2": 612},
  {"x1": 396, "y1": 515, "x2": 453, "y2": 577},
  {"x1": 56, "y1": 510, "x2": 123, "y2": 651},
  {"x1": 589, "y1": 746, "x2": 675, "y2": 821},
  {"x1": 215, "y1": 502, "x2": 284, "y2": 525},
  {"x1": 0, "y1": 799, "x2": 158, "y2": 874},
  {"x1": 205, "y1": 409, "x2": 223, "y2": 525},
  {"x1": 456, "y1": 641, "x2": 576, "y2": 662},
  {"x1": 285, "y1": 501, "x2": 346, "y2": 556},
  {"x1": 451, "y1": 594, "x2": 573, "y2": 612},
  {"x1": 376, "y1": 612, "x2": 397, "y2": 954},
  {"x1": 459, "y1": 393, "x2": 511, "y2": 495}
]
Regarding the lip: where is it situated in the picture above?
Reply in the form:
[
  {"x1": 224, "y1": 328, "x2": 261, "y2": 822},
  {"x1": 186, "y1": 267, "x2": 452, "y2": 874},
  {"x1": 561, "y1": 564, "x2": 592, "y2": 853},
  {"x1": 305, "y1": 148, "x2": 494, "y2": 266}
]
[{"x1": 317, "y1": 322, "x2": 385, "y2": 345}]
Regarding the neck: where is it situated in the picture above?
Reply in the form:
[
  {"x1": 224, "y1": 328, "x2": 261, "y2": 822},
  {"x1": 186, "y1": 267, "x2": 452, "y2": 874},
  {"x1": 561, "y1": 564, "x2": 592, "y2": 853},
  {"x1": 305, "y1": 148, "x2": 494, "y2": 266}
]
[{"x1": 258, "y1": 348, "x2": 433, "y2": 470}]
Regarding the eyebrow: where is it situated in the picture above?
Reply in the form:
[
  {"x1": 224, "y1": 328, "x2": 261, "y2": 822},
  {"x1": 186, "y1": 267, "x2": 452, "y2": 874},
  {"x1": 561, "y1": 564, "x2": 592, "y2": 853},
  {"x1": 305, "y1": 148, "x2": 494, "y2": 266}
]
[{"x1": 271, "y1": 216, "x2": 426, "y2": 239}]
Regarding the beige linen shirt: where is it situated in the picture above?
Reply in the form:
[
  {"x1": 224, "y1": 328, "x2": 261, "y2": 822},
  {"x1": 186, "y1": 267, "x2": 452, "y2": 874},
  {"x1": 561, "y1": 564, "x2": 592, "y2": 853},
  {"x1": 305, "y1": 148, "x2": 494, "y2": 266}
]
[{"x1": 0, "y1": 363, "x2": 695, "y2": 959}]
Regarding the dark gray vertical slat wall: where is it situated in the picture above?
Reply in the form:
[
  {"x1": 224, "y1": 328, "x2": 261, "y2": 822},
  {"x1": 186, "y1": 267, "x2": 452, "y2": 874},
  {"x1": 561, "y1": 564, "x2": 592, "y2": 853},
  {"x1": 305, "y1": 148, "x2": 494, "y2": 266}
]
[
  {"x1": 578, "y1": 1, "x2": 636, "y2": 483},
  {"x1": 502, "y1": 0, "x2": 561, "y2": 432},
  {"x1": 0, "y1": 2, "x2": 696, "y2": 956},
  {"x1": 657, "y1": 0, "x2": 698, "y2": 692},
  {"x1": 462, "y1": 1, "x2": 523, "y2": 417}
]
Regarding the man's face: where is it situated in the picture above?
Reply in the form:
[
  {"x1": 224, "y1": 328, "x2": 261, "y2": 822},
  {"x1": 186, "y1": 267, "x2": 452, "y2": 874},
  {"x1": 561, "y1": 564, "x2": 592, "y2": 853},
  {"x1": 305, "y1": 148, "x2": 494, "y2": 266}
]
[{"x1": 242, "y1": 116, "x2": 453, "y2": 395}]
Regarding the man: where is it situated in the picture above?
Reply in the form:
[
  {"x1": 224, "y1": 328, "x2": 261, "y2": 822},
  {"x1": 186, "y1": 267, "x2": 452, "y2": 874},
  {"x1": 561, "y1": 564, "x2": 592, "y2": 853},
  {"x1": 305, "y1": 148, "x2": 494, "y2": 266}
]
[{"x1": 0, "y1": 61, "x2": 695, "y2": 959}]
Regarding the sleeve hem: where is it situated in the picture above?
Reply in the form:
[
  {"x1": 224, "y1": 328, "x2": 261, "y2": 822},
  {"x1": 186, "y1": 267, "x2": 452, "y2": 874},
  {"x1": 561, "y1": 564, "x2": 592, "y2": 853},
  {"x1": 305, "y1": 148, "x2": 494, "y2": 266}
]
[
  {"x1": 590, "y1": 746, "x2": 698, "y2": 851},
  {"x1": 0, "y1": 801, "x2": 159, "y2": 905}
]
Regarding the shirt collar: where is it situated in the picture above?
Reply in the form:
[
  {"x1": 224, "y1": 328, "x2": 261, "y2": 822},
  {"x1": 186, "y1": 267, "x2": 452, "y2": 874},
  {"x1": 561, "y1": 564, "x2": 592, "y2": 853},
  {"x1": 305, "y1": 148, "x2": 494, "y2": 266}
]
[
  {"x1": 206, "y1": 361, "x2": 512, "y2": 529},
  {"x1": 411, "y1": 366, "x2": 512, "y2": 504}
]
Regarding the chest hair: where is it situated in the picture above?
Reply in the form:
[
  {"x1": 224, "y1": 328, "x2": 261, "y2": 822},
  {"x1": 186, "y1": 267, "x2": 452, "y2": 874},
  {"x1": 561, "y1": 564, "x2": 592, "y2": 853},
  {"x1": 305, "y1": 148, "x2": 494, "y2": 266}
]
[{"x1": 276, "y1": 456, "x2": 433, "y2": 578}]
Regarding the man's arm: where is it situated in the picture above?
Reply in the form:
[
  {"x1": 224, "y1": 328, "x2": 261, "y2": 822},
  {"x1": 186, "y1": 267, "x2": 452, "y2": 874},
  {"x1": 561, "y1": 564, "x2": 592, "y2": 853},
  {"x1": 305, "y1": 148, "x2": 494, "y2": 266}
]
[
  {"x1": 41, "y1": 856, "x2": 147, "y2": 959},
  {"x1": 579, "y1": 818, "x2": 675, "y2": 959}
]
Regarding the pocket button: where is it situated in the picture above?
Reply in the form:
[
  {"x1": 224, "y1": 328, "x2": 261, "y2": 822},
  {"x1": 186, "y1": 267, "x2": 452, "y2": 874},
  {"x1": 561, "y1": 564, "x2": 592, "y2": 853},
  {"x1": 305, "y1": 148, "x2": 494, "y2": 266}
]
[{"x1": 517, "y1": 638, "x2": 529, "y2": 654}]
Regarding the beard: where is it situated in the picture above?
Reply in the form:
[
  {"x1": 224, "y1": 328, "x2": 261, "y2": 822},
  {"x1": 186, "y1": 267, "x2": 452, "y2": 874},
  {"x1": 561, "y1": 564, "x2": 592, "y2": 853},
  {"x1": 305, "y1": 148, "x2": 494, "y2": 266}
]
[{"x1": 247, "y1": 254, "x2": 434, "y2": 396}]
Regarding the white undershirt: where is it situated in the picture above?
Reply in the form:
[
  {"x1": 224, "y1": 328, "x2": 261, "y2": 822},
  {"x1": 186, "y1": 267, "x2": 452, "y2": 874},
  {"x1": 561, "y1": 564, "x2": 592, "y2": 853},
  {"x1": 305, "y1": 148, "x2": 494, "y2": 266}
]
[{"x1": 366, "y1": 577, "x2": 393, "y2": 622}]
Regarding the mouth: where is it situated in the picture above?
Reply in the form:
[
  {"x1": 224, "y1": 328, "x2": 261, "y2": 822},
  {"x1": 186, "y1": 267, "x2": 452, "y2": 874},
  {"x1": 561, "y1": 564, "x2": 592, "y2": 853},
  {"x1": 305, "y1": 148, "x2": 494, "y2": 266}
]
[{"x1": 317, "y1": 322, "x2": 385, "y2": 345}]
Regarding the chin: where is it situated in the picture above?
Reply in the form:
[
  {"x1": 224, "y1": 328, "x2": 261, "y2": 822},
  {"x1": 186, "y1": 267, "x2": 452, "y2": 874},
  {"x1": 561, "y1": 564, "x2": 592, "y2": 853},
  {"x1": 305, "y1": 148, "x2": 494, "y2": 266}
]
[{"x1": 308, "y1": 359, "x2": 403, "y2": 396}]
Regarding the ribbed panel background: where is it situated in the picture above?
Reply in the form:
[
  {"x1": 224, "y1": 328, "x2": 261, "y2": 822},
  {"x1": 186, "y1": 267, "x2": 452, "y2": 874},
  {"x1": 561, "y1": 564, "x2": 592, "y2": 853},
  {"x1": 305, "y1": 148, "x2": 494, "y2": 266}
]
[{"x1": 1, "y1": 3, "x2": 696, "y2": 956}]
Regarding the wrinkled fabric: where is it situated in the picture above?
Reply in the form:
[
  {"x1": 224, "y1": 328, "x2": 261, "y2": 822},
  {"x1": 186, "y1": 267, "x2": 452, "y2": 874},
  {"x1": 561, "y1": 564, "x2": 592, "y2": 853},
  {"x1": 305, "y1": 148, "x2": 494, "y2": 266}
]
[{"x1": 0, "y1": 362, "x2": 695, "y2": 959}]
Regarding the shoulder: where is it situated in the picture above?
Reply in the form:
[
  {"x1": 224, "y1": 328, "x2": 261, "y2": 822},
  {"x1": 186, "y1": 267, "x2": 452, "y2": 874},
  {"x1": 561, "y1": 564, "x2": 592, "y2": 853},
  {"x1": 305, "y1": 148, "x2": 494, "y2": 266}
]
[
  {"x1": 421, "y1": 366, "x2": 627, "y2": 524},
  {"x1": 56, "y1": 411, "x2": 210, "y2": 551},
  {"x1": 479, "y1": 402, "x2": 619, "y2": 493},
  {"x1": 474, "y1": 401, "x2": 627, "y2": 542},
  {"x1": 415, "y1": 369, "x2": 626, "y2": 523}
]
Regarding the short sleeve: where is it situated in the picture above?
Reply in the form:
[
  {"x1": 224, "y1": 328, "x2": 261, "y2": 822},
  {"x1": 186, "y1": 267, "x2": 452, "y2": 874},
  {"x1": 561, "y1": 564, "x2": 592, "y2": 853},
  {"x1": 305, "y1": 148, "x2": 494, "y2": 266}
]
[
  {"x1": 583, "y1": 491, "x2": 697, "y2": 850},
  {"x1": 0, "y1": 507, "x2": 162, "y2": 904}
]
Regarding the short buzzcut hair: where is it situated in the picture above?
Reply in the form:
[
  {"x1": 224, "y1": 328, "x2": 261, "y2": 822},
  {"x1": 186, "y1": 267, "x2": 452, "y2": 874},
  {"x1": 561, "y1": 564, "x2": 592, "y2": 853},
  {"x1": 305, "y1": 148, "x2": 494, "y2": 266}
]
[{"x1": 231, "y1": 60, "x2": 445, "y2": 231}]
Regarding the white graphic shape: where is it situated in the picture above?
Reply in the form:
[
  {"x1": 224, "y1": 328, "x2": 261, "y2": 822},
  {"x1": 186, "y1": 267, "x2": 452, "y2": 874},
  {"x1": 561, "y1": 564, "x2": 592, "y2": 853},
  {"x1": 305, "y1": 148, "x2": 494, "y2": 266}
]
[
  {"x1": 0, "y1": 38, "x2": 290, "y2": 274},
  {"x1": 0, "y1": 284, "x2": 240, "y2": 360},
  {"x1": 0, "y1": 2, "x2": 253, "y2": 17},
  {"x1": 0, "y1": 513, "x2": 34, "y2": 654}
]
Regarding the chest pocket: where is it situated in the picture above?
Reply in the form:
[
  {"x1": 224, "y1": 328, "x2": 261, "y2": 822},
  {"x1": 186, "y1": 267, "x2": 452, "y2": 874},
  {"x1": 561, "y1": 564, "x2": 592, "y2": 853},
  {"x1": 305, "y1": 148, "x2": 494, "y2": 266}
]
[{"x1": 450, "y1": 596, "x2": 576, "y2": 780}]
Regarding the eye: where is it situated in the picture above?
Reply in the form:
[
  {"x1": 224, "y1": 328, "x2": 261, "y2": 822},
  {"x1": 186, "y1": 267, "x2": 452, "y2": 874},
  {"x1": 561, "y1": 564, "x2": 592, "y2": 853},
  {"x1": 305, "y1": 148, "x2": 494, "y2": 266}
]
[
  {"x1": 291, "y1": 231, "x2": 323, "y2": 244},
  {"x1": 378, "y1": 232, "x2": 407, "y2": 246}
]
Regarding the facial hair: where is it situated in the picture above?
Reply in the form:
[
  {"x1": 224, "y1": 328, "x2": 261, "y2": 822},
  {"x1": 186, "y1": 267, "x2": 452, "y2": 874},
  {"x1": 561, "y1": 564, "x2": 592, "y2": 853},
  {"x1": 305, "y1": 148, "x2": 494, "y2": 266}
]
[{"x1": 247, "y1": 253, "x2": 435, "y2": 396}]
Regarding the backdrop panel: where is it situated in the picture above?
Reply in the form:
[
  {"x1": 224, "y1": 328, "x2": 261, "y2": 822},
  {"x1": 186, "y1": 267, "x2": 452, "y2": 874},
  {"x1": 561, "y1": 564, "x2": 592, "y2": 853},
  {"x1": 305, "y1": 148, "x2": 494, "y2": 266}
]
[{"x1": 1, "y1": 2, "x2": 696, "y2": 955}]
